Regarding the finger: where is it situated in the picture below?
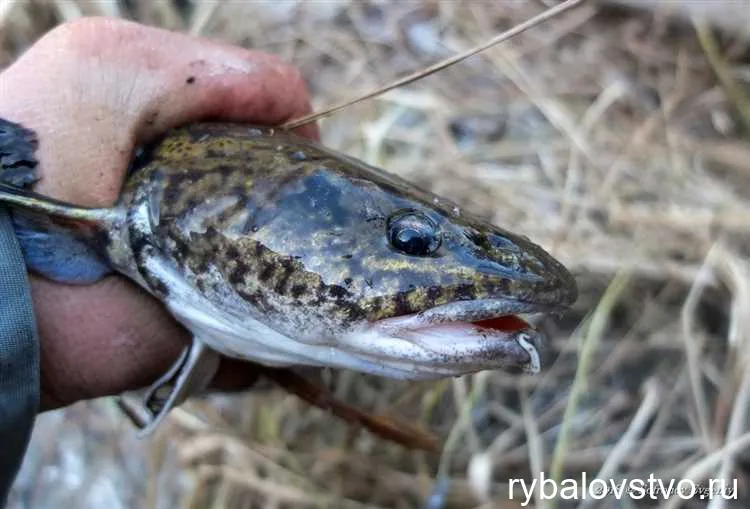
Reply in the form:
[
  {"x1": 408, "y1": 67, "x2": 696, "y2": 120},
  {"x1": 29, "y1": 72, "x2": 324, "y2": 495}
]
[
  {"x1": 208, "y1": 357, "x2": 261, "y2": 392},
  {"x1": 0, "y1": 18, "x2": 320, "y2": 406},
  {"x1": 34, "y1": 275, "x2": 190, "y2": 409},
  {"x1": 0, "y1": 16, "x2": 319, "y2": 207}
]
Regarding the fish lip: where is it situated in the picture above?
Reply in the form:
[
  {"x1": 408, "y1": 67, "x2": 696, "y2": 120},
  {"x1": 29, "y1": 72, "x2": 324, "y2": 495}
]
[
  {"x1": 328, "y1": 297, "x2": 570, "y2": 379},
  {"x1": 350, "y1": 298, "x2": 561, "y2": 377},
  {"x1": 374, "y1": 297, "x2": 562, "y2": 332}
]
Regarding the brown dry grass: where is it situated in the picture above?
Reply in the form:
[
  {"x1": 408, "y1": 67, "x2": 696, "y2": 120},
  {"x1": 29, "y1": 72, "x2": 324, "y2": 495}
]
[{"x1": 4, "y1": 1, "x2": 750, "y2": 508}]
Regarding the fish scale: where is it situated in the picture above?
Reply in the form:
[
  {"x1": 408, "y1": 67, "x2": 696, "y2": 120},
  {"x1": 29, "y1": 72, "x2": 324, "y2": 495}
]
[{"x1": 0, "y1": 118, "x2": 576, "y2": 446}]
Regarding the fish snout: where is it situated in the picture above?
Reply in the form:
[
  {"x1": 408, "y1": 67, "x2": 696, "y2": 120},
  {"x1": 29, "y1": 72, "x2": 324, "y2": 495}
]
[{"x1": 463, "y1": 229, "x2": 577, "y2": 308}]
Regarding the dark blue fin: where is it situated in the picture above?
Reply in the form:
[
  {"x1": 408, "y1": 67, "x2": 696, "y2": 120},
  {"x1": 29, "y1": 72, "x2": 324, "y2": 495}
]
[
  {"x1": 0, "y1": 118, "x2": 40, "y2": 189},
  {"x1": 12, "y1": 213, "x2": 113, "y2": 284},
  {"x1": 0, "y1": 119, "x2": 114, "y2": 284}
]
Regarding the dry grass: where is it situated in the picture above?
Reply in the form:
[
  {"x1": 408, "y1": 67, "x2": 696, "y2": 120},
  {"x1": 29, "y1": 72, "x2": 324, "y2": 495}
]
[{"x1": 4, "y1": 1, "x2": 750, "y2": 508}]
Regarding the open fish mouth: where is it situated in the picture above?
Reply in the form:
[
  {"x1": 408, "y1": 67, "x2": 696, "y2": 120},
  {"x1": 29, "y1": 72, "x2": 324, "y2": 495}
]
[{"x1": 337, "y1": 299, "x2": 561, "y2": 380}]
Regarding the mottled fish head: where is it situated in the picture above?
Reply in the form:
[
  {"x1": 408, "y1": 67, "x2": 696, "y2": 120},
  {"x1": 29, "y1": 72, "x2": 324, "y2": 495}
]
[{"x1": 130, "y1": 124, "x2": 577, "y2": 380}]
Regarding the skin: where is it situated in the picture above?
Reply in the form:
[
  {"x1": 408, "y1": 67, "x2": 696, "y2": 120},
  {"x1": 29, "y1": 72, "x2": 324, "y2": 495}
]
[{"x1": 0, "y1": 17, "x2": 318, "y2": 409}]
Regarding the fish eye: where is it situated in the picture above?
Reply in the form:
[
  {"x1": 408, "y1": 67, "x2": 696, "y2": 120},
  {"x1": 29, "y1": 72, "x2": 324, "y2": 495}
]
[{"x1": 387, "y1": 211, "x2": 441, "y2": 256}]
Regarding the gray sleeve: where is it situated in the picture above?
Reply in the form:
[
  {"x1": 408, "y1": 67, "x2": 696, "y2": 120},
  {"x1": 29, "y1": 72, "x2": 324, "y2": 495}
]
[{"x1": 0, "y1": 208, "x2": 39, "y2": 506}]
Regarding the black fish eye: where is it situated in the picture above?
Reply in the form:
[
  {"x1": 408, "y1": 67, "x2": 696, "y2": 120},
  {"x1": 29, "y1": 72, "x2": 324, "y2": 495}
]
[{"x1": 387, "y1": 211, "x2": 441, "y2": 256}]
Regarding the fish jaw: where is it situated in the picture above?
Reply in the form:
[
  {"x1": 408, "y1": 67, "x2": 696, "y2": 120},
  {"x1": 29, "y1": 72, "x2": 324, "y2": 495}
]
[
  {"x1": 337, "y1": 324, "x2": 543, "y2": 379},
  {"x1": 334, "y1": 298, "x2": 553, "y2": 379},
  {"x1": 174, "y1": 299, "x2": 544, "y2": 380}
]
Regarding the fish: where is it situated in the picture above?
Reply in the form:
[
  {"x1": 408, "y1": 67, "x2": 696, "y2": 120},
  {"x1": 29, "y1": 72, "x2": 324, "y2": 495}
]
[{"x1": 0, "y1": 118, "x2": 576, "y2": 446}]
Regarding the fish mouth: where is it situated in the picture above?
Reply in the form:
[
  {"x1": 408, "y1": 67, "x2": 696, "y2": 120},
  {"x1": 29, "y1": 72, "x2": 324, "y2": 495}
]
[{"x1": 337, "y1": 299, "x2": 562, "y2": 380}]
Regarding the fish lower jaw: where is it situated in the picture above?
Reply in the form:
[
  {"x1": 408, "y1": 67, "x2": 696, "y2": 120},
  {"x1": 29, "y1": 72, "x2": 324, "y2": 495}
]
[
  {"x1": 332, "y1": 297, "x2": 558, "y2": 378},
  {"x1": 171, "y1": 297, "x2": 543, "y2": 380},
  {"x1": 169, "y1": 294, "x2": 546, "y2": 380},
  {"x1": 338, "y1": 319, "x2": 543, "y2": 379}
]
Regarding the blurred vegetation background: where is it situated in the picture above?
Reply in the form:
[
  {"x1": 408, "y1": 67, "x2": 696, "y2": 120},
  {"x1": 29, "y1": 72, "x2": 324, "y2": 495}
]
[{"x1": 3, "y1": 1, "x2": 750, "y2": 508}]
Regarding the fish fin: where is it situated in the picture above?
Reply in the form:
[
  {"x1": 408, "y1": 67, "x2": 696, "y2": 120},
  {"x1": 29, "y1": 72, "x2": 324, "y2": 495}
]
[
  {"x1": 0, "y1": 118, "x2": 40, "y2": 189},
  {"x1": 0, "y1": 119, "x2": 118, "y2": 284},
  {"x1": 12, "y1": 212, "x2": 113, "y2": 284},
  {"x1": 0, "y1": 183, "x2": 118, "y2": 284},
  {"x1": 118, "y1": 339, "x2": 221, "y2": 437}
]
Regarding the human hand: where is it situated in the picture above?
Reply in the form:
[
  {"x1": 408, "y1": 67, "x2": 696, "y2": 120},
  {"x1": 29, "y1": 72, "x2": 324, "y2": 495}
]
[{"x1": 0, "y1": 17, "x2": 317, "y2": 409}]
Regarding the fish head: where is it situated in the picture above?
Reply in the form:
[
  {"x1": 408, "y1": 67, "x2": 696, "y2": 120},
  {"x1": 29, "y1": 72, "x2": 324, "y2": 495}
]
[{"x1": 131, "y1": 125, "x2": 577, "y2": 380}]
